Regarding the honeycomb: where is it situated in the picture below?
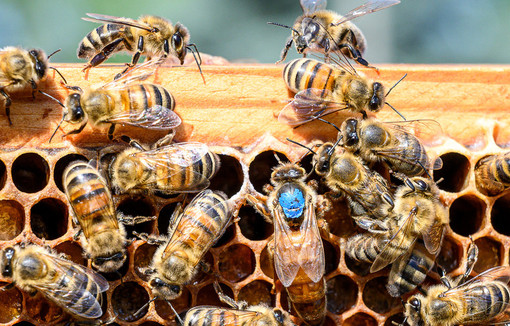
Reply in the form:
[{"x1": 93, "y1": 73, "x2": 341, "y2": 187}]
[{"x1": 1, "y1": 62, "x2": 510, "y2": 326}]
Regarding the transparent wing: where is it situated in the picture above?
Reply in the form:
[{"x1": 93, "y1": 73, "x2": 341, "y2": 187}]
[
  {"x1": 442, "y1": 266, "x2": 510, "y2": 298},
  {"x1": 185, "y1": 307, "x2": 260, "y2": 325},
  {"x1": 100, "y1": 58, "x2": 166, "y2": 90},
  {"x1": 422, "y1": 214, "x2": 446, "y2": 255},
  {"x1": 83, "y1": 13, "x2": 154, "y2": 32},
  {"x1": 278, "y1": 88, "x2": 348, "y2": 126},
  {"x1": 332, "y1": 0, "x2": 401, "y2": 26},
  {"x1": 101, "y1": 105, "x2": 181, "y2": 130},
  {"x1": 383, "y1": 119, "x2": 445, "y2": 146},
  {"x1": 273, "y1": 208, "x2": 301, "y2": 287},
  {"x1": 300, "y1": 0, "x2": 327, "y2": 14},
  {"x1": 33, "y1": 254, "x2": 108, "y2": 319},
  {"x1": 298, "y1": 203, "x2": 325, "y2": 283}
]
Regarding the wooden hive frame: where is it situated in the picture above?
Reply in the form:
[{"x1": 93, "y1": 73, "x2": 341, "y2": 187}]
[{"x1": 0, "y1": 62, "x2": 510, "y2": 325}]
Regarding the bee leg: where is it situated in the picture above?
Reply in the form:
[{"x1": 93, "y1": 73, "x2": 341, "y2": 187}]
[
  {"x1": 30, "y1": 80, "x2": 37, "y2": 99},
  {"x1": 0, "y1": 88, "x2": 12, "y2": 125},
  {"x1": 337, "y1": 38, "x2": 374, "y2": 70},
  {"x1": 132, "y1": 231, "x2": 167, "y2": 245},
  {"x1": 83, "y1": 38, "x2": 124, "y2": 72},
  {"x1": 323, "y1": 39, "x2": 331, "y2": 64},
  {"x1": 115, "y1": 36, "x2": 144, "y2": 79},
  {"x1": 0, "y1": 282, "x2": 15, "y2": 290},
  {"x1": 118, "y1": 213, "x2": 157, "y2": 225},
  {"x1": 246, "y1": 194, "x2": 272, "y2": 223},
  {"x1": 107, "y1": 124, "x2": 116, "y2": 141},
  {"x1": 72, "y1": 228, "x2": 83, "y2": 241},
  {"x1": 456, "y1": 237, "x2": 479, "y2": 285},
  {"x1": 63, "y1": 122, "x2": 87, "y2": 138},
  {"x1": 276, "y1": 36, "x2": 293, "y2": 64},
  {"x1": 153, "y1": 131, "x2": 175, "y2": 148},
  {"x1": 213, "y1": 281, "x2": 247, "y2": 310}
]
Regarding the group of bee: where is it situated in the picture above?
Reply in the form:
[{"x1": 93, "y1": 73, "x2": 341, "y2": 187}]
[{"x1": 1, "y1": 0, "x2": 510, "y2": 325}]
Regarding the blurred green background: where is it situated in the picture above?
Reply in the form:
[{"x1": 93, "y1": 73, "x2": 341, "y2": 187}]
[{"x1": 1, "y1": 0, "x2": 509, "y2": 64}]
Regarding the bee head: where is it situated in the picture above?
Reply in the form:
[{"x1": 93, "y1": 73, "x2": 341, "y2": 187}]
[
  {"x1": 296, "y1": 18, "x2": 319, "y2": 53},
  {"x1": 314, "y1": 143, "x2": 333, "y2": 175},
  {"x1": 271, "y1": 163, "x2": 306, "y2": 184},
  {"x1": 149, "y1": 277, "x2": 182, "y2": 300},
  {"x1": 404, "y1": 296, "x2": 425, "y2": 326},
  {"x1": 170, "y1": 23, "x2": 190, "y2": 65},
  {"x1": 341, "y1": 118, "x2": 359, "y2": 148},
  {"x1": 1, "y1": 247, "x2": 15, "y2": 278},
  {"x1": 92, "y1": 252, "x2": 126, "y2": 273},
  {"x1": 29, "y1": 49, "x2": 48, "y2": 80},
  {"x1": 65, "y1": 93, "x2": 85, "y2": 123},
  {"x1": 369, "y1": 82, "x2": 385, "y2": 112}
]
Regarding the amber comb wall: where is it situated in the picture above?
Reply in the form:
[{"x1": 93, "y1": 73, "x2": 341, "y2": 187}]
[{"x1": 1, "y1": 63, "x2": 510, "y2": 325}]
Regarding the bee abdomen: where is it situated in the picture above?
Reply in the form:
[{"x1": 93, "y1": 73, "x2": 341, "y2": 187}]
[
  {"x1": 125, "y1": 84, "x2": 175, "y2": 115},
  {"x1": 283, "y1": 58, "x2": 337, "y2": 95},
  {"x1": 185, "y1": 307, "x2": 238, "y2": 326},
  {"x1": 77, "y1": 24, "x2": 131, "y2": 58},
  {"x1": 468, "y1": 283, "x2": 510, "y2": 321},
  {"x1": 492, "y1": 155, "x2": 510, "y2": 184},
  {"x1": 162, "y1": 151, "x2": 219, "y2": 192},
  {"x1": 346, "y1": 233, "x2": 385, "y2": 263}
]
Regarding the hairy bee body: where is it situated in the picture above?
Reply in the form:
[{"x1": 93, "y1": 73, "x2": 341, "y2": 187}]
[
  {"x1": 109, "y1": 142, "x2": 219, "y2": 195},
  {"x1": 345, "y1": 232, "x2": 387, "y2": 263},
  {"x1": 149, "y1": 190, "x2": 232, "y2": 300},
  {"x1": 0, "y1": 245, "x2": 108, "y2": 319},
  {"x1": 475, "y1": 152, "x2": 510, "y2": 196},
  {"x1": 63, "y1": 161, "x2": 128, "y2": 272}
]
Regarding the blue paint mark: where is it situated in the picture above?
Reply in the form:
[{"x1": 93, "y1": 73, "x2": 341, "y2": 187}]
[{"x1": 279, "y1": 188, "x2": 305, "y2": 219}]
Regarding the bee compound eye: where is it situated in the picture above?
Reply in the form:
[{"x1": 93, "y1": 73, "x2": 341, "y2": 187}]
[
  {"x1": 415, "y1": 179, "x2": 428, "y2": 191},
  {"x1": 410, "y1": 298, "x2": 421, "y2": 310},
  {"x1": 274, "y1": 309, "x2": 284, "y2": 324},
  {"x1": 170, "y1": 285, "x2": 181, "y2": 293},
  {"x1": 172, "y1": 32, "x2": 183, "y2": 51}
]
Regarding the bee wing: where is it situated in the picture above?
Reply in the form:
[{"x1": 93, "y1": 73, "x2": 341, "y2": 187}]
[
  {"x1": 186, "y1": 307, "x2": 260, "y2": 325},
  {"x1": 278, "y1": 88, "x2": 348, "y2": 126},
  {"x1": 273, "y1": 208, "x2": 301, "y2": 287},
  {"x1": 332, "y1": 0, "x2": 401, "y2": 26},
  {"x1": 100, "y1": 58, "x2": 165, "y2": 90},
  {"x1": 300, "y1": 0, "x2": 328, "y2": 14},
  {"x1": 132, "y1": 142, "x2": 212, "y2": 192},
  {"x1": 370, "y1": 209, "x2": 417, "y2": 273},
  {"x1": 422, "y1": 216, "x2": 446, "y2": 255},
  {"x1": 32, "y1": 254, "x2": 109, "y2": 319},
  {"x1": 83, "y1": 13, "x2": 154, "y2": 32},
  {"x1": 383, "y1": 119, "x2": 445, "y2": 146},
  {"x1": 299, "y1": 204, "x2": 325, "y2": 283},
  {"x1": 101, "y1": 105, "x2": 181, "y2": 130}
]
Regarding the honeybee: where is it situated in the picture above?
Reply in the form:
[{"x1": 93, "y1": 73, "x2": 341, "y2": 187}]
[
  {"x1": 247, "y1": 162, "x2": 327, "y2": 325},
  {"x1": 338, "y1": 118, "x2": 443, "y2": 176},
  {"x1": 138, "y1": 190, "x2": 232, "y2": 300},
  {"x1": 474, "y1": 152, "x2": 510, "y2": 196},
  {"x1": 345, "y1": 231, "x2": 387, "y2": 264},
  {"x1": 271, "y1": 0, "x2": 400, "y2": 65},
  {"x1": 0, "y1": 244, "x2": 108, "y2": 319},
  {"x1": 47, "y1": 59, "x2": 180, "y2": 142},
  {"x1": 403, "y1": 242, "x2": 510, "y2": 326},
  {"x1": 0, "y1": 46, "x2": 62, "y2": 125},
  {"x1": 280, "y1": 58, "x2": 405, "y2": 126},
  {"x1": 183, "y1": 282, "x2": 296, "y2": 326},
  {"x1": 63, "y1": 161, "x2": 154, "y2": 272},
  {"x1": 78, "y1": 13, "x2": 203, "y2": 79},
  {"x1": 108, "y1": 138, "x2": 220, "y2": 195},
  {"x1": 370, "y1": 176, "x2": 449, "y2": 273}
]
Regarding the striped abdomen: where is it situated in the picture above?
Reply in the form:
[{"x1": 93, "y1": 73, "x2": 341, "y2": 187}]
[
  {"x1": 286, "y1": 273, "x2": 326, "y2": 326},
  {"x1": 109, "y1": 83, "x2": 175, "y2": 118},
  {"x1": 283, "y1": 58, "x2": 340, "y2": 96},
  {"x1": 475, "y1": 153, "x2": 510, "y2": 194},
  {"x1": 462, "y1": 282, "x2": 510, "y2": 323},
  {"x1": 346, "y1": 232, "x2": 386, "y2": 263},
  {"x1": 77, "y1": 24, "x2": 134, "y2": 58},
  {"x1": 387, "y1": 242, "x2": 435, "y2": 297},
  {"x1": 386, "y1": 131, "x2": 429, "y2": 176},
  {"x1": 184, "y1": 307, "x2": 252, "y2": 326},
  {"x1": 163, "y1": 190, "x2": 231, "y2": 273},
  {"x1": 63, "y1": 161, "x2": 117, "y2": 239}
]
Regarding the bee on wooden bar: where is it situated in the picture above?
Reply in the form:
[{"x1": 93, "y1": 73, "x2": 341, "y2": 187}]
[
  {"x1": 475, "y1": 152, "x2": 510, "y2": 196},
  {"x1": 137, "y1": 190, "x2": 232, "y2": 300},
  {"x1": 270, "y1": 0, "x2": 399, "y2": 66},
  {"x1": 108, "y1": 136, "x2": 220, "y2": 195},
  {"x1": 78, "y1": 13, "x2": 203, "y2": 80},
  {"x1": 247, "y1": 161, "x2": 327, "y2": 325},
  {"x1": 280, "y1": 58, "x2": 405, "y2": 126},
  {"x1": 0, "y1": 46, "x2": 62, "y2": 125},
  {"x1": 63, "y1": 161, "x2": 154, "y2": 273},
  {"x1": 0, "y1": 244, "x2": 108, "y2": 319}
]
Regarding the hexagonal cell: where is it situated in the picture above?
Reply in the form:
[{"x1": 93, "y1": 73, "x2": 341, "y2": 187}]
[
  {"x1": 324, "y1": 240, "x2": 339, "y2": 275},
  {"x1": 196, "y1": 283, "x2": 234, "y2": 307},
  {"x1": 0, "y1": 159, "x2": 6, "y2": 191},
  {"x1": 100, "y1": 256, "x2": 130, "y2": 282},
  {"x1": 111, "y1": 282, "x2": 150, "y2": 322},
  {"x1": 344, "y1": 254, "x2": 372, "y2": 277},
  {"x1": 322, "y1": 198, "x2": 356, "y2": 238},
  {"x1": 433, "y1": 152, "x2": 470, "y2": 192},
  {"x1": 53, "y1": 154, "x2": 88, "y2": 192},
  {"x1": 139, "y1": 322, "x2": 164, "y2": 326},
  {"x1": 343, "y1": 313, "x2": 377, "y2": 326},
  {"x1": 0, "y1": 283, "x2": 22, "y2": 323},
  {"x1": 474, "y1": 237, "x2": 502, "y2": 273},
  {"x1": 436, "y1": 236, "x2": 461, "y2": 273},
  {"x1": 213, "y1": 223, "x2": 236, "y2": 248},
  {"x1": 30, "y1": 198, "x2": 68, "y2": 240},
  {"x1": 238, "y1": 205, "x2": 273, "y2": 241},
  {"x1": 219, "y1": 244, "x2": 255, "y2": 283},
  {"x1": 248, "y1": 151, "x2": 287, "y2": 193},
  {"x1": 53, "y1": 241, "x2": 86, "y2": 266},
  {"x1": 117, "y1": 198, "x2": 156, "y2": 238},
  {"x1": 238, "y1": 280, "x2": 274, "y2": 306},
  {"x1": 209, "y1": 154, "x2": 243, "y2": 197},
  {"x1": 12, "y1": 152, "x2": 50, "y2": 193},
  {"x1": 25, "y1": 292, "x2": 63, "y2": 323},
  {"x1": 491, "y1": 193, "x2": 510, "y2": 236},
  {"x1": 326, "y1": 275, "x2": 357, "y2": 315},
  {"x1": 134, "y1": 243, "x2": 158, "y2": 281},
  {"x1": 13, "y1": 322, "x2": 36, "y2": 326},
  {"x1": 385, "y1": 313, "x2": 406, "y2": 326},
  {"x1": 449, "y1": 195, "x2": 485, "y2": 236},
  {"x1": 158, "y1": 202, "x2": 180, "y2": 236},
  {"x1": 363, "y1": 276, "x2": 401, "y2": 314},
  {"x1": 0, "y1": 200, "x2": 24, "y2": 240},
  {"x1": 260, "y1": 242, "x2": 275, "y2": 279},
  {"x1": 154, "y1": 288, "x2": 191, "y2": 321}
]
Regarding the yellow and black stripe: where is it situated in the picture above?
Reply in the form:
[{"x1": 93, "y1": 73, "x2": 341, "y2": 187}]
[
  {"x1": 464, "y1": 281, "x2": 510, "y2": 322},
  {"x1": 184, "y1": 307, "x2": 247, "y2": 326},
  {"x1": 346, "y1": 232, "x2": 386, "y2": 263},
  {"x1": 283, "y1": 58, "x2": 339, "y2": 95},
  {"x1": 77, "y1": 23, "x2": 134, "y2": 58}
]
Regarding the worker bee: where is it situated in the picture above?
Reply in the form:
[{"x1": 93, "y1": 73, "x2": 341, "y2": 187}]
[
  {"x1": 138, "y1": 190, "x2": 232, "y2": 300},
  {"x1": 108, "y1": 137, "x2": 220, "y2": 195},
  {"x1": 183, "y1": 282, "x2": 296, "y2": 326},
  {"x1": 271, "y1": 0, "x2": 400, "y2": 66},
  {"x1": 345, "y1": 231, "x2": 387, "y2": 264},
  {"x1": 338, "y1": 117, "x2": 444, "y2": 176},
  {"x1": 46, "y1": 59, "x2": 180, "y2": 142},
  {"x1": 280, "y1": 58, "x2": 405, "y2": 126},
  {"x1": 247, "y1": 161, "x2": 327, "y2": 325},
  {"x1": 78, "y1": 13, "x2": 203, "y2": 80},
  {"x1": 0, "y1": 46, "x2": 62, "y2": 125},
  {"x1": 370, "y1": 176, "x2": 449, "y2": 273},
  {"x1": 0, "y1": 244, "x2": 108, "y2": 319},
  {"x1": 474, "y1": 152, "x2": 510, "y2": 196},
  {"x1": 63, "y1": 161, "x2": 154, "y2": 273},
  {"x1": 403, "y1": 242, "x2": 510, "y2": 326}
]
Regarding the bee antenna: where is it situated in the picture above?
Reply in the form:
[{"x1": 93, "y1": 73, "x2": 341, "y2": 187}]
[
  {"x1": 286, "y1": 138, "x2": 317, "y2": 156},
  {"x1": 38, "y1": 90, "x2": 65, "y2": 108},
  {"x1": 47, "y1": 48, "x2": 62, "y2": 59},
  {"x1": 133, "y1": 296, "x2": 158, "y2": 319},
  {"x1": 417, "y1": 161, "x2": 433, "y2": 179},
  {"x1": 273, "y1": 152, "x2": 284, "y2": 165},
  {"x1": 48, "y1": 115, "x2": 65, "y2": 143},
  {"x1": 267, "y1": 22, "x2": 301, "y2": 35},
  {"x1": 316, "y1": 117, "x2": 341, "y2": 133},
  {"x1": 186, "y1": 43, "x2": 205, "y2": 85},
  {"x1": 165, "y1": 299, "x2": 184, "y2": 325},
  {"x1": 385, "y1": 102, "x2": 406, "y2": 121},
  {"x1": 49, "y1": 67, "x2": 67, "y2": 85},
  {"x1": 435, "y1": 177, "x2": 444, "y2": 185},
  {"x1": 385, "y1": 73, "x2": 407, "y2": 97}
]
